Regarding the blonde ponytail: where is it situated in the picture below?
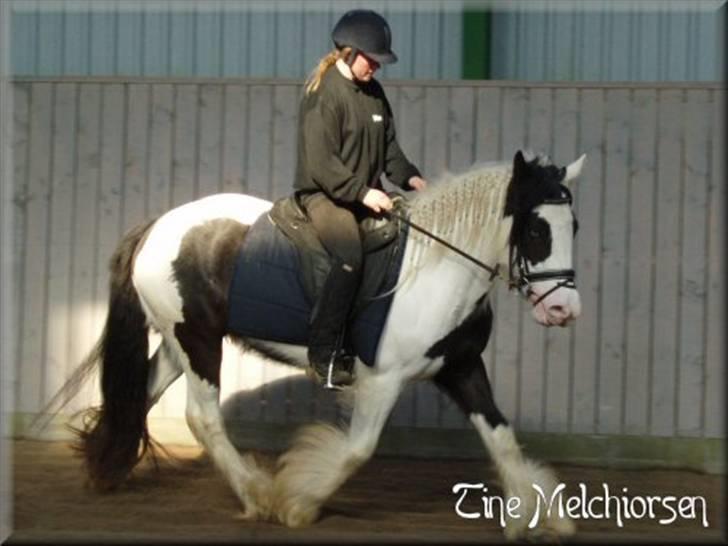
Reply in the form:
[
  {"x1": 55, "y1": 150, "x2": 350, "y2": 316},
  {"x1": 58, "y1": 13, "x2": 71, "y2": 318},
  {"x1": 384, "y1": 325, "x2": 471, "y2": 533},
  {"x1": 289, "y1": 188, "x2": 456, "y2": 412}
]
[{"x1": 304, "y1": 47, "x2": 352, "y2": 95}]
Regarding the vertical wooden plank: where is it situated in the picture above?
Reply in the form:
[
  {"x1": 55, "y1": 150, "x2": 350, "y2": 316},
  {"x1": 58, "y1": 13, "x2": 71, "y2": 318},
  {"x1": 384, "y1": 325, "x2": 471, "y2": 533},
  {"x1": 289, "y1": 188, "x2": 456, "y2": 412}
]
[
  {"x1": 12, "y1": 83, "x2": 30, "y2": 409},
  {"x1": 623, "y1": 89, "x2": 657, "y2": 435},
  {"x1": 171, "y1": 85, "x2": 198, "y2": 207},
  {"x1": 596, "y1": 89, "x2": 630, "y2": 435},
  {"x1": 676, "y1": 89, "x2": 710, "y2": 437},
  {"x1": 245, "y1": 84, "x2": 273, "y2": 200},
  {"x1": 221, "y1": 84, "x2": 248, "y2": 193},
  {"x1": 147, "y1": 84, "x2": 173, "y2": 216},
  {"x1": 241, "y1": 82, "x2": 273, "y2": 199},
  {"x1": 67, "y1": 83, "x2": 101, "y2": 413},
  {"x1": 493, "y1": 86, "x2": 527, "y2": 426},
  {"x1": 395, "y1": 85, "x2": 425, "y2": 174},
  {"x1": 43, "y1": 83, "x2": 77, "y2": 403},
  {"x1": 650, "y1": 89, "x2": 682, "y2": 437},
  {"x1": 197, "y1": 84, "x2": 223, "y2": 197},
  {"x1": 571, "y1": 88, "x2": 604, "y2": 434},
  {"x1": 422, "y1": 86, "x2": 448, "y2": 179},
  {"x1": 448, "y1": 87, "x2": 475, "y2": 173},
  {"x1": 270, "y1": 84, "x2": 299, "y2": 200},
  {"x1": 519, "y1": 87, "x2": 550, "y2": 432},
  {"x1": 474, "y1": 87, "x2": 501, "y2": 162},
  {"x1": 704, "y1": 88, "x2": 725, "y2": 438},
  {"x1": 545, "y1": 88, "x2": 578, "y2": 433},
  {"x1": 18, "y1": 84, "x2": 53, "y2": 413},
  {"x1": 121, "y1": 83, "x2": 150, "y2": 231}
]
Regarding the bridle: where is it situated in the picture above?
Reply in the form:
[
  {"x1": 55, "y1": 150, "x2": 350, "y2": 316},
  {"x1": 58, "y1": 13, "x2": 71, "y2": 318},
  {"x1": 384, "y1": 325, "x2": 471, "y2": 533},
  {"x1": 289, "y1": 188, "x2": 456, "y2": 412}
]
[
  {"x1": 386, "y1": 194, "x2": 577, "y2": 309},
  {"x1": 508, "y1": 194, "x2": 577, "y2": 307}
]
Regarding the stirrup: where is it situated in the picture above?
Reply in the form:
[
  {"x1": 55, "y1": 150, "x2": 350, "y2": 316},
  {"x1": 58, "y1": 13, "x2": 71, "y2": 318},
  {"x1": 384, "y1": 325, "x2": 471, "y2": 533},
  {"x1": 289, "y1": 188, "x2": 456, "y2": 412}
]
[
  {"x1": 323, "y1": 354, "x2": 355, "y2": 391},
  {"x1": 309, "y1": 350, "x2": 355, "y2": 390}
]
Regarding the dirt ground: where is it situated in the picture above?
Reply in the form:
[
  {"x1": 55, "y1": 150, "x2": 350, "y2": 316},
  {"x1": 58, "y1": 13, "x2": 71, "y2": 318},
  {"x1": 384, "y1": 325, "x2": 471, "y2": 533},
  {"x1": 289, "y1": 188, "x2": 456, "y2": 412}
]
[{"x1": 6, "y1": 439, "x2": 726, "y2": 544}]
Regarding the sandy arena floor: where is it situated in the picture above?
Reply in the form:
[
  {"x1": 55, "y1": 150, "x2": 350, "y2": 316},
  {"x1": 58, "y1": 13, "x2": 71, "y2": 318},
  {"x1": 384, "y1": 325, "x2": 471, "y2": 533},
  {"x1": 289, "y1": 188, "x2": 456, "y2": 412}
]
[{"x1": 6, "y1": 439, "x2": 726, "y2": 544}]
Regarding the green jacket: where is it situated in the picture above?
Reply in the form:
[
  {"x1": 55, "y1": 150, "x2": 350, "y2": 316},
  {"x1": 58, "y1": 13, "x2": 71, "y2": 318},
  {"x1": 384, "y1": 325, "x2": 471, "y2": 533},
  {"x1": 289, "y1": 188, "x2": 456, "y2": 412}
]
[{"x1": 294, "y1": 67, "x2": 421, "y2": 204}]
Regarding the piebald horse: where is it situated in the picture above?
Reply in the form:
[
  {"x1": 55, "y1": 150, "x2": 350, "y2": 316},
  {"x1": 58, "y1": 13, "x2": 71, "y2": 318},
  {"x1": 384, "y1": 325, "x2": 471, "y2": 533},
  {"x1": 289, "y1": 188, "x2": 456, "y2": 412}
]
[{"x1": 47, "y1": 150, "x2": 585, "y2": 540}]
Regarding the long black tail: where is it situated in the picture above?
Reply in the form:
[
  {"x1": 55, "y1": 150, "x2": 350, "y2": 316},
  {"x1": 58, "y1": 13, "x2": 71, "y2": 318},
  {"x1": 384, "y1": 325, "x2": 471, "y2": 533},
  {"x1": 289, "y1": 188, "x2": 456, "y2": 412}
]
[{"x1": 73, "y1": 218, "x2": 157, "y2": 491}]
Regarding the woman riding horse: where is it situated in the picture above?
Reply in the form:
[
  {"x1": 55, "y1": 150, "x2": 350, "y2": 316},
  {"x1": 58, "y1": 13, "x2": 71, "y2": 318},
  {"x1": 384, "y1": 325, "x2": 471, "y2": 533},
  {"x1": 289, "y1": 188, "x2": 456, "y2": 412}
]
[{"x1": 295, "y1": 9, "x2": 428, "y2": 388}]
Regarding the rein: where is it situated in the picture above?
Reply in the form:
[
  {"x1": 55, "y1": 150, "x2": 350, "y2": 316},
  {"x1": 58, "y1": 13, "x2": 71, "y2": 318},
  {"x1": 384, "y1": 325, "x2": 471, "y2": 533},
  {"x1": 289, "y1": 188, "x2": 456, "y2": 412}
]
[
  {"x1": 385, "y1": 210, "x2": 502, "y2": 282},
  {"x1": 385, "y1": 193, "x2": 577, "y2": 305}
]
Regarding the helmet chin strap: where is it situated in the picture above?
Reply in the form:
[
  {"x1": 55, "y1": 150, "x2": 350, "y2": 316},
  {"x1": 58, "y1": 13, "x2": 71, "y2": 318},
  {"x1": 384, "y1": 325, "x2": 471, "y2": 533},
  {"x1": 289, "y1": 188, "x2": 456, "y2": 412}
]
[{"x1": 345, "y1": 47, "x2": 360, "y2": 67}]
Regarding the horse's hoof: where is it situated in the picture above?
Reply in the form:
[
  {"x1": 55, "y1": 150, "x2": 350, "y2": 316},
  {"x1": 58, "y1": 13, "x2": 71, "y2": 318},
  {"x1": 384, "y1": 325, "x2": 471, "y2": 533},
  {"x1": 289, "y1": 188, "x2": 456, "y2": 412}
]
[{"x1": 277, "y1": 500, "x2": 320, "y2": 528}]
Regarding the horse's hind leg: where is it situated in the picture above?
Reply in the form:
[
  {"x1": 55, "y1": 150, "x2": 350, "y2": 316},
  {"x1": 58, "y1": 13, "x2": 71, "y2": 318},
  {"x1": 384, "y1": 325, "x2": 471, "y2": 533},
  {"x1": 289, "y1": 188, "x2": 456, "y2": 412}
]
[
  {"x1": 168, "y1": 330, "x2": 273, "y2": 519},
  {"x1": 146, "y1": 340, "x2": 183, "y2": 411},
  {"x1": 432, "y1": 305, "x2": 574, "y2": 540}
]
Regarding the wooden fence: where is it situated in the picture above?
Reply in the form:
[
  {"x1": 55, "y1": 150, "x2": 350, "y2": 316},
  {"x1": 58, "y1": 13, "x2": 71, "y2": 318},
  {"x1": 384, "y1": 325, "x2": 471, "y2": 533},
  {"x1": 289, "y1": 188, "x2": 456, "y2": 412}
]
[{"x1": 10, "y1": 77, "x2": 725, "y2": 468}]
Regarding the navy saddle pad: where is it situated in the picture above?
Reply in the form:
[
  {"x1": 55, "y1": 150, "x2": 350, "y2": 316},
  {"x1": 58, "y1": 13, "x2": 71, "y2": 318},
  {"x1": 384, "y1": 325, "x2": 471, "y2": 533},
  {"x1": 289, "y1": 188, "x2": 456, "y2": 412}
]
[{"x1": 226, "y1": 213, "x2": 407, "y2": 366}]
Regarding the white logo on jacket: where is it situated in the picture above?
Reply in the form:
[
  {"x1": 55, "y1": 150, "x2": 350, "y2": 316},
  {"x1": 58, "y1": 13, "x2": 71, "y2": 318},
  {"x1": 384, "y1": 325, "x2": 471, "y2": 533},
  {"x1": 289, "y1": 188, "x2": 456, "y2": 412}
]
[{"x1": 372, "y1": 114, "x2": 383, "y2": 122}]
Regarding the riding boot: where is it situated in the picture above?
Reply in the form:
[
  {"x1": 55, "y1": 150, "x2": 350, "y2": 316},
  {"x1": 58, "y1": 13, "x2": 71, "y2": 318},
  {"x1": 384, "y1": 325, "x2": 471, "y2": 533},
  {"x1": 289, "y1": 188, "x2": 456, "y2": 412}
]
[{"x1": 308, "y1": 261, "x2": 359, "y2": 389}]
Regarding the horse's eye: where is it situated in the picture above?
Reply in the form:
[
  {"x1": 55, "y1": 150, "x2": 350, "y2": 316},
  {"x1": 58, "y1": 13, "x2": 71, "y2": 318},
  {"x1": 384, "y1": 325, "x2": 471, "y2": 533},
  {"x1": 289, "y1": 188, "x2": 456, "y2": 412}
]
[{"x1": 528, "y1": 229, "x2": 540, "y2": 239}]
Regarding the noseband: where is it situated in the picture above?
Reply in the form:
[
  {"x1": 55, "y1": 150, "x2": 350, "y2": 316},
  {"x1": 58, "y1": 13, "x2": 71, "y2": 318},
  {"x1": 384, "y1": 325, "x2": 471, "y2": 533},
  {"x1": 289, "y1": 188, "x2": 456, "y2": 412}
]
[{"x1": 510, "y1": 195, "x2": 577, "y2": 307}]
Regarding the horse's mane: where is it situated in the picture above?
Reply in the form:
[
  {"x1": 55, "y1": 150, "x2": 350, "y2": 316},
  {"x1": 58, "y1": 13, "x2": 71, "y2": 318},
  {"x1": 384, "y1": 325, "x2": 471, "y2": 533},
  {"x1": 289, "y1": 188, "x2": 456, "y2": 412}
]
[
  {"x1": 404, "y1": 160, "x2": 512, "y2": 269},
  {"x1": 405, "y1": 152, "x2": 563, "y2": 270}
]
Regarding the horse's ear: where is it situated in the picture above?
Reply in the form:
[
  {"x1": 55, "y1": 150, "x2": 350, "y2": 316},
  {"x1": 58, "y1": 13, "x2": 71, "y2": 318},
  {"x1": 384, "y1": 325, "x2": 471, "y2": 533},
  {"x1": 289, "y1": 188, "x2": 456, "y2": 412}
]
[
  {"x1": 513, "y1": 150, "x2": 527, "y2": 180},
  {"x1": 563, "y1": 153, "x2": 586, "y2": 187}
]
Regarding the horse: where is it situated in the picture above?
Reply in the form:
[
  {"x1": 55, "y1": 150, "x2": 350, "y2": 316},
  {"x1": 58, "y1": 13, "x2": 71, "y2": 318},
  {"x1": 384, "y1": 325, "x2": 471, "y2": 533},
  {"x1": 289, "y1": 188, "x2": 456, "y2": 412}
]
[{"x1": 41, "y1": 149, "x2": 586, "y2": 540}]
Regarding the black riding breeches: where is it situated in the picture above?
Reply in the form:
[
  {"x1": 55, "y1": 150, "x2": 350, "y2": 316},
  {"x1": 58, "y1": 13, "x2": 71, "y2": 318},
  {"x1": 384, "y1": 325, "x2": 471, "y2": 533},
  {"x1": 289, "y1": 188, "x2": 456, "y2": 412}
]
[{"x1": 301, "y1": 193, "x2": 366, "y2": 272}]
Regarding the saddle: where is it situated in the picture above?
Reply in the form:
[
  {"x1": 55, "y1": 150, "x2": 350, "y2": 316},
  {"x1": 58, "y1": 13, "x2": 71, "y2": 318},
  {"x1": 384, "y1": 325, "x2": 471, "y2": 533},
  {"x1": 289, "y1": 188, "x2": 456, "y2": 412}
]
[
  {"x1": 226, "y1": 192, "x2": 408, "y2": 366},
  {"x1": 268, "y1": 192, "x2": 406, "y2": 317}
]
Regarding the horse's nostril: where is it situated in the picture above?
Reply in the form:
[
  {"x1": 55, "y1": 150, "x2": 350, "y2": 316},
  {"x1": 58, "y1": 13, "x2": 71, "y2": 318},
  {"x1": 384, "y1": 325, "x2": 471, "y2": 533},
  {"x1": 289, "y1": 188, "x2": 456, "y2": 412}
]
[{"x1": 549, "y1": 305, "x2": 566, "y2": 316}]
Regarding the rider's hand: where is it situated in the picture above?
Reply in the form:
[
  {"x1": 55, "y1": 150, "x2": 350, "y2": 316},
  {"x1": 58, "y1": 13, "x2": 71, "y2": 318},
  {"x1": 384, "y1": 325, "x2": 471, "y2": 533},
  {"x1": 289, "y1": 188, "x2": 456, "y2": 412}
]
[
  {"x1": 362, "y1": 189, "x2": 394, "y2": 214},
  {"x1": 408, "y1": 176, "x2": 428, "y2": 191}
]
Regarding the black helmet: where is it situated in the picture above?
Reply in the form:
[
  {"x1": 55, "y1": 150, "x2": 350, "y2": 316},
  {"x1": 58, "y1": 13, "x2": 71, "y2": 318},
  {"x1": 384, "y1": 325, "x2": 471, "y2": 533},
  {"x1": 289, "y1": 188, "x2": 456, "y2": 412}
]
[{"x1": 331, "y1": 9, "x2": 397, "y2": 65}]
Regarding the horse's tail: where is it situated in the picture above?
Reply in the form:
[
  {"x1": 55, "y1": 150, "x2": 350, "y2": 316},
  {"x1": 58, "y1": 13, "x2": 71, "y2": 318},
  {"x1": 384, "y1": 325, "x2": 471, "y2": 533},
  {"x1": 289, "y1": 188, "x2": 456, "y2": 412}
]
[{"x1": 73, "y1": 218, "x2": 158, "y2": 491}]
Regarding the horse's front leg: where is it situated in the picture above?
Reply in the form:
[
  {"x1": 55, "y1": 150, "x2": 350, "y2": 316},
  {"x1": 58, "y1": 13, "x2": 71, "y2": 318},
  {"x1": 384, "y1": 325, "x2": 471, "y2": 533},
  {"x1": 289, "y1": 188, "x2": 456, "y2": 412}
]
[
  {"x1": 432, "y1": 307, "x2": 575, "y2": 541},
  {"x1": 273, "y1": 367, "x2": 403, "y2": 527}
]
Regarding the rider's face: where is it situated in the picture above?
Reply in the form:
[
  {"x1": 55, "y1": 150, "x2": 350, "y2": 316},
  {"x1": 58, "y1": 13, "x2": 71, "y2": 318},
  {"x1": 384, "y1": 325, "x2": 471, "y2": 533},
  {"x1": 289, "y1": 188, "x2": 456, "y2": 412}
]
[{"x1": 350, "y1": 53, "x2": 380, "y2": 81}]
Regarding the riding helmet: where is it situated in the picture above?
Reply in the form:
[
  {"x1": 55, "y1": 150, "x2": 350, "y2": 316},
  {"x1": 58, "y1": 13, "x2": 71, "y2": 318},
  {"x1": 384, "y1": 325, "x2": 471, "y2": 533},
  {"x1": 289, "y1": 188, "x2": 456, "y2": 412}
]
[{"x1": 331, "y1": 9, "x2": 398, "y2": 65}]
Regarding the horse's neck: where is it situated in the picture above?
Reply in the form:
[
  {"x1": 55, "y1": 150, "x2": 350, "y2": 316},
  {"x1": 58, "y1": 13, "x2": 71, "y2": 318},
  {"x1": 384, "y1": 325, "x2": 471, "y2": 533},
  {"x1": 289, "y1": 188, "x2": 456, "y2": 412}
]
[{"x1": 406, "y1": 167, "x2": 512, "y2": 273}]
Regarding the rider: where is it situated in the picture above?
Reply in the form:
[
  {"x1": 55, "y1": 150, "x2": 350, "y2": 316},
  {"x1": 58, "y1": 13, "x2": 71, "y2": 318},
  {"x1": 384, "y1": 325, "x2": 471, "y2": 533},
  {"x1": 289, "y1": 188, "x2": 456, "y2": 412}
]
[{"x1": 294, "y1": 9, "x2": 427, "y2": 388}]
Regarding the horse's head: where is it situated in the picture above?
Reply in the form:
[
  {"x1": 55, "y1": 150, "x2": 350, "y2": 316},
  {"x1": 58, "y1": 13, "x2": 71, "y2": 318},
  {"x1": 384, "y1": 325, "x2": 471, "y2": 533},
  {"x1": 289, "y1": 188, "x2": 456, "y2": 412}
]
[{"x1": 504, "y1": 151, "x2": 585, "y2": 327}]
